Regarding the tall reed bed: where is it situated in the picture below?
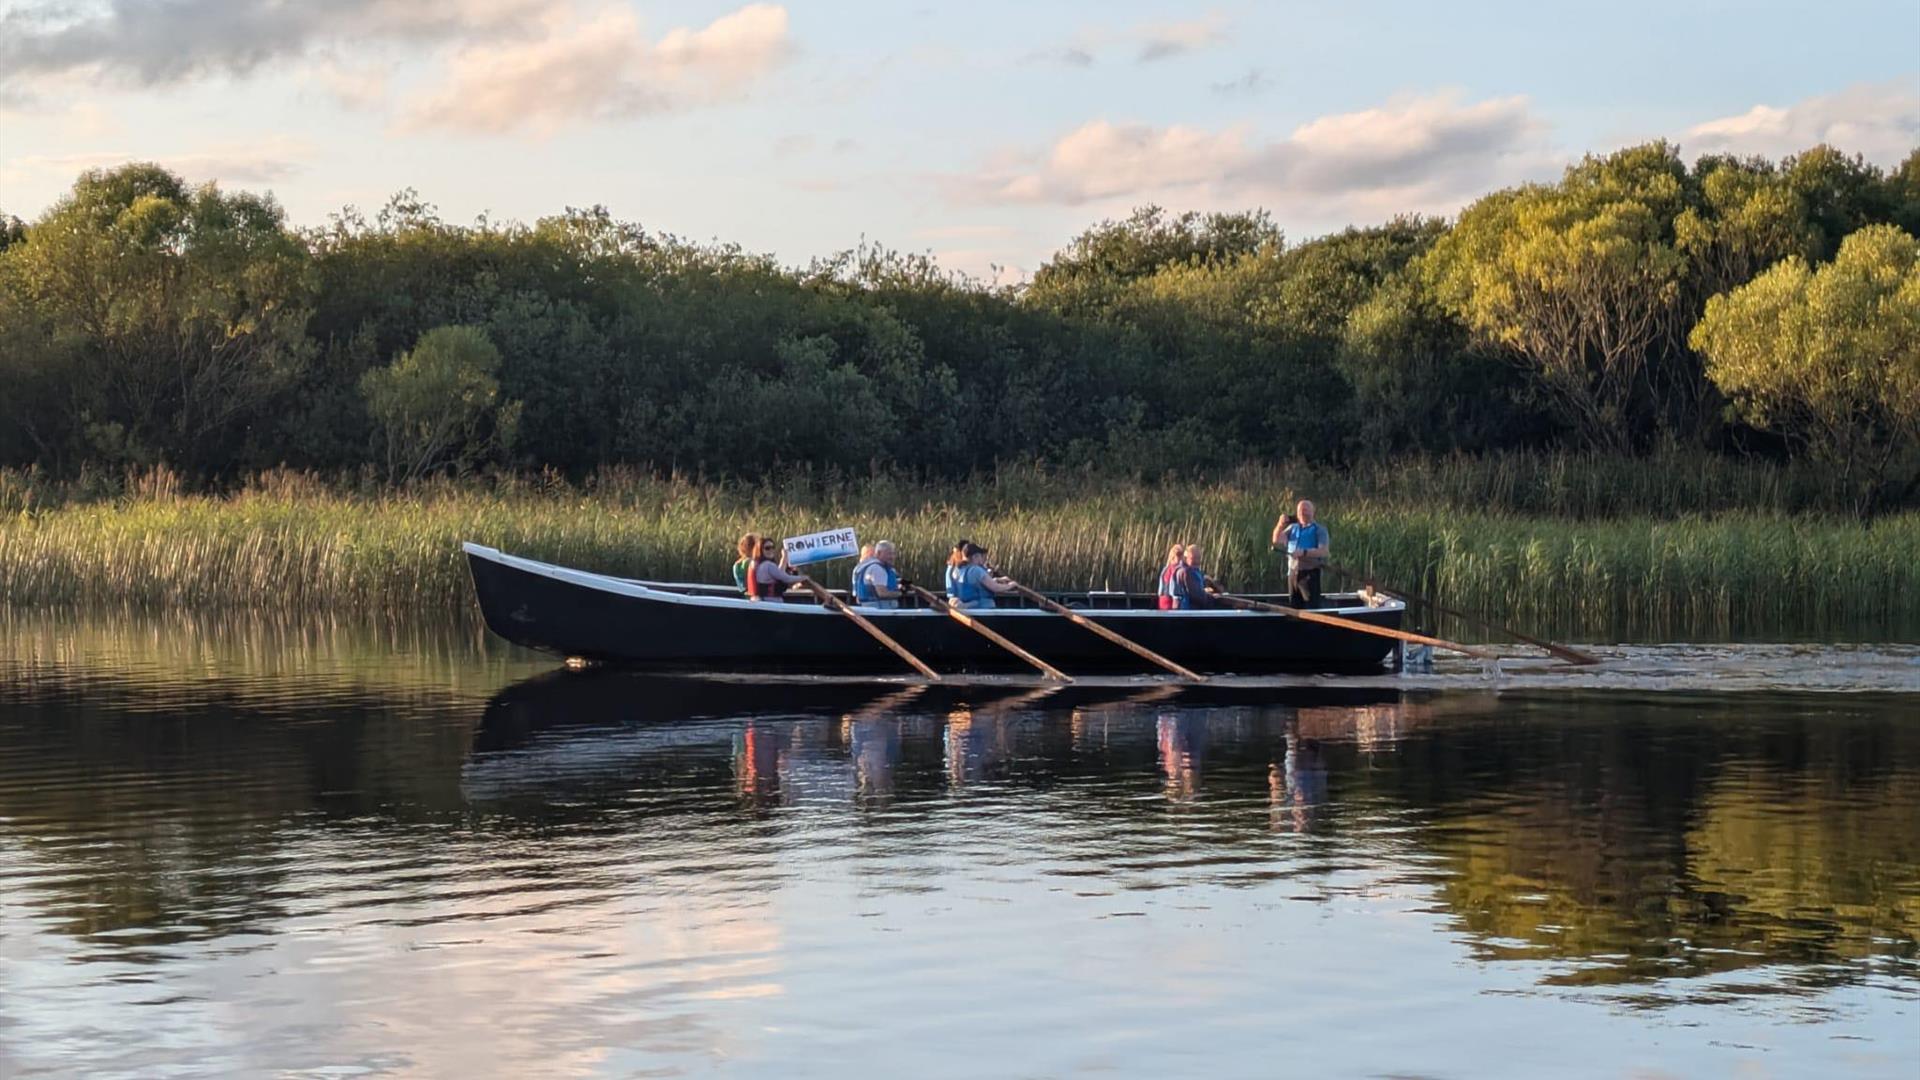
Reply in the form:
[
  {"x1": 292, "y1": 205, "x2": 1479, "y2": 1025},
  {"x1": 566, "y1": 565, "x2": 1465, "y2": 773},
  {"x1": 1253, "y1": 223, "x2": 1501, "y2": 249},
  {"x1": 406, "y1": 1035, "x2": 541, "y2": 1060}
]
[
  {"x1": 2, "y1": 468, "x2": 1915, "y2": 641},
  {"x1": 0, "y1": 446, "x2": 1875, "y2": 519}
]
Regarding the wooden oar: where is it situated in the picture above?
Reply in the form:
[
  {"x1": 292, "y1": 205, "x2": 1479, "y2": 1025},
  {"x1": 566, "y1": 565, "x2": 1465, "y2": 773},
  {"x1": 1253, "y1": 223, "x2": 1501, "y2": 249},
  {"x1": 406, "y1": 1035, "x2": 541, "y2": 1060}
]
[
  {"x1": 904, "y1": 584, "x2": 1072, "y2": 683},
  {"x1": 799, "y1": 577, "x2": 941, "y2": 681},
  {"x1": 997, "y1": 577, "x2": 1207, "y2": 683},
  {"x1": 1322, "y1": 562, "x2": 1600, "y2": 666},
  {"x1": 1212, "y1": 592, "x2": 1498, "y2": 661}
]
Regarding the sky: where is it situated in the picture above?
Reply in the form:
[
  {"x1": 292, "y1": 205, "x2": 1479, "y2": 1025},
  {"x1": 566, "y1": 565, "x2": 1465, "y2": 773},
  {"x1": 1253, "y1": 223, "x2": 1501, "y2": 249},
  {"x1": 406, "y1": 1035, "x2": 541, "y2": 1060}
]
[{"x1": 1, "y1": 0, "x2": 1916, "y2": 282}]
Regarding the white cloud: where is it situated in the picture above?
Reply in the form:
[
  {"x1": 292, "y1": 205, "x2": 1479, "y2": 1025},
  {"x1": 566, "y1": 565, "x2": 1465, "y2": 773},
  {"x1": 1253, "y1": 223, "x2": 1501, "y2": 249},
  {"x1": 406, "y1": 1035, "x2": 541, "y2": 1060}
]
[
  {"x1": 302, "y1": 58, "x2": 391, "y2": 111},
  {"x1": 654, "y1": 3, "x2": 790, "y2": 78},
  {"x1": 930, "y1": 247, "x2": 1032, "y2": 287},
  {"x1": 401, "y1": 3, "x2": 790, "y2": 135},
  {"x1": 0, "y1": 96, "x2": 122, "y2": 137},
  {"x1": 0, "y1": 136, "x2": 315, "y2": 189},
  {"x1": 913, "y1": 224, "x2": 1021, "y2": 241},
  {"x1": 1684, "y1": 80, "x2": 1920, "y2": 165},
  {"x1": 954, "y1": 92, "x2": 1554, "y2": 227}
]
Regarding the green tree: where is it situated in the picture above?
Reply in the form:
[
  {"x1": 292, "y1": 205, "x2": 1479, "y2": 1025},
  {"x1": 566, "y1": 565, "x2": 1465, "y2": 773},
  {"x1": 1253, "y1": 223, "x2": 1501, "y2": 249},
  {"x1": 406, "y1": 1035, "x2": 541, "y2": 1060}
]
[
  {"x1": 1782, "y1": 145, "x2": 1900, "y2": 259},
  {"x1": 1424, "y1": 144, "x2": 1692, "y2": 451},
  {"x1": 1676, "y1": 156, "x2": 1814, "y2": 298},
  {"x1": 1340, "y1": 269, "x2": 1530, "y2": 454},
  {"x1": 0, "y1": 164, "x2": 312, "y2": 468},
  {"x1": 359, "y1": 325, "x2": 521, "y2": 482},
  {"x1": 1027, "y1": 206, "x2": 1282, "y2": 316},
  {"x1": 1889, "y1": 149, "x2": 1920, "y2": 236},
  {"x1": 1690, "y1": 224, "x2": 1920, "y2": 510}
]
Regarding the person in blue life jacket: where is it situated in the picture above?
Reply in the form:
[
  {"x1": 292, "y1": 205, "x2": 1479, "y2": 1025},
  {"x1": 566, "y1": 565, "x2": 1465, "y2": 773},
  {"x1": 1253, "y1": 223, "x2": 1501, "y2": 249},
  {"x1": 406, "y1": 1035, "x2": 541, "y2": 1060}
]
[
  {"x1": 1175, "y1": 543, "x2": 1220, "y2": 609},
  {"x1": 1156, "y1": 544, "x2": 1187, "y2": 609},
  {"x1": 1270, "y1": 499, "x2": 1330, "y2": 608},
  {"x1": 850, "y1": 540, "x2": 904, "y2": 608},
  {"x1": 945, "y1": 539, "x2": 1015, "y2": 610}
]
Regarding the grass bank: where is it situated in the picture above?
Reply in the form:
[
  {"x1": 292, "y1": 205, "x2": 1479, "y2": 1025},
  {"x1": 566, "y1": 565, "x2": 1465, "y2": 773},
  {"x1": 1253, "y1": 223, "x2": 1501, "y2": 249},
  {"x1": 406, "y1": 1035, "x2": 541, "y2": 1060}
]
[{"x1": 2, "y1": 458, "x2": 1915, "y2": 642}]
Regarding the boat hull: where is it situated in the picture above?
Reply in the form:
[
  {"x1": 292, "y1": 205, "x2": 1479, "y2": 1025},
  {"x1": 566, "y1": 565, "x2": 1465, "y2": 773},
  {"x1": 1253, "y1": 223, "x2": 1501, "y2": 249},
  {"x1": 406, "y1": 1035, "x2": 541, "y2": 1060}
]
[{"x1": 465, "y1": 543, "x2": 1406, "y2": 675}]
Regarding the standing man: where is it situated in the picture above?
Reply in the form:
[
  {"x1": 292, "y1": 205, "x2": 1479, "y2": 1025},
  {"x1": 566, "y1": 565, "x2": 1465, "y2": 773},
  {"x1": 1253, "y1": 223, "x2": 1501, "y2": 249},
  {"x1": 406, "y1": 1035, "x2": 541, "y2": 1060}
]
[
  {"x1": 1271, "y1": 500, "x2": 1329, "y2": 608},
  {"x1": 851, "y1": 540, "x2": 903, "y2": 608}
]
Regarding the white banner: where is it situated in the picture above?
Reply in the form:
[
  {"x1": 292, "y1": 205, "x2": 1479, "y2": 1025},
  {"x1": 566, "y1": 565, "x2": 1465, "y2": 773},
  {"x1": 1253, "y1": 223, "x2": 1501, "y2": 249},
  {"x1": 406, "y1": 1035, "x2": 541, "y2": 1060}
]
[{"x1": 782, "y1": 527, "x2": 859, "y2": 567}]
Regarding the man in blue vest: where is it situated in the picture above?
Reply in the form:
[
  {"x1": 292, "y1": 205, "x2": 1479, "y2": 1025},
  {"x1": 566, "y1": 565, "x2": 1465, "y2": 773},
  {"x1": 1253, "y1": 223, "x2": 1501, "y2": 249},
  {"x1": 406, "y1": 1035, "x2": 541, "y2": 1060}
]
[
  {"x1": 1271, "y1": 499, "x2": 1330, "y2": 608},
  {"x1": 946, "y1": 540, "x2": 1015, "y2": 610},
  {"x1": 1175, "y1": 543, "x2": 1219, "y2": 609},
  {"x1": 851, "y1": 540, "x2": 903, "y2": 608}
]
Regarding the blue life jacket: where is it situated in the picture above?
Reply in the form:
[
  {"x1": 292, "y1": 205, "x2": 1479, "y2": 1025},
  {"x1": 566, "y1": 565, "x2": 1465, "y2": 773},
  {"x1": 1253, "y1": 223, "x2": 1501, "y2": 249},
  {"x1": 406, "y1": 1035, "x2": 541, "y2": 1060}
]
[
  {"x1": 851, "y1": 557, "x2": 899, "y2": 605},
  {"x1": 1184, "y1": 565, "x2": 1209, "y2": 607},
  {"x1": 947, "y1": 563, "x2": 992, "y2": 607},
  {"x1": 1287, "y1": 522, "x2": 1326, "y2": 557}
]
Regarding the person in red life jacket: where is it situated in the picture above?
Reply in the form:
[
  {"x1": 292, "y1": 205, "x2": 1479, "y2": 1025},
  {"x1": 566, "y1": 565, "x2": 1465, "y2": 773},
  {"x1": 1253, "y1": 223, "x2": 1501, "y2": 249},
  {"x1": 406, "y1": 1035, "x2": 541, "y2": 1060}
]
[
  {"x1": 1156, "y1": 544, "x2": 1187, "y2": 609},
  {"x1": 732, "y1": 532, "x2": 761, "y2": 595},
  {"x1": 747, "y1": 536, "x2": 804, "y2": 602}
]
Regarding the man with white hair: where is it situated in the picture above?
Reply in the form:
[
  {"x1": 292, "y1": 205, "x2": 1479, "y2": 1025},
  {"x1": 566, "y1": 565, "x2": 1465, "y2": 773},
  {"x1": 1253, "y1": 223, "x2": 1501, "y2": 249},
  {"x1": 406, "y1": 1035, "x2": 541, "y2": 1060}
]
[
  {"x1": 1270, "y1": 499, "x2": 1330, "y2": 608},
  {"x1": 850, "y1": 540, "x2": 903, "y2": 608}
]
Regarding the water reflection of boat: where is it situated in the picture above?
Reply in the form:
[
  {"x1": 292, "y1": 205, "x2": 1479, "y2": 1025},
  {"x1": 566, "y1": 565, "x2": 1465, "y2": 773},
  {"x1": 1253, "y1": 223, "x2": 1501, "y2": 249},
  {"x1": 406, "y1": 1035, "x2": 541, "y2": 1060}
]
[
  {"x1": 478, "y1": 669, "x2": 1414, "y2": 743},
  {"x1": 470, "y1": 671, "x2": 1416, "y2": 802}
]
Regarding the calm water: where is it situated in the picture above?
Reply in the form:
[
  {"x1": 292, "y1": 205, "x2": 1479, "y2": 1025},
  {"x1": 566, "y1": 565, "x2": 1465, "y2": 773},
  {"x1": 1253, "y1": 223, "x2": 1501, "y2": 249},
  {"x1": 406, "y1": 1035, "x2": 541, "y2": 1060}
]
[{"x1": 0, "y1": 614, "x2": 1916, "y2": 1078}]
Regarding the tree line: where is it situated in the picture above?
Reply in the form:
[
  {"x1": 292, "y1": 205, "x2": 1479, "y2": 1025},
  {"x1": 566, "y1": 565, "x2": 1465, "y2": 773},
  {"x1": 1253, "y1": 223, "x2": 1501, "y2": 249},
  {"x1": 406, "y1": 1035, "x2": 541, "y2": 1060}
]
[{"x1": 1, "y1": 142, "x2": 1916, "y2": 508}]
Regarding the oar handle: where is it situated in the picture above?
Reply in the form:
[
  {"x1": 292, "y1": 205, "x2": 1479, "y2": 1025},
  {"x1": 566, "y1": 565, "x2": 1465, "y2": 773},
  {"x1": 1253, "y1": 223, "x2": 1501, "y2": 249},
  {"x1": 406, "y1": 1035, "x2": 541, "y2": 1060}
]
[
  {"x1": 1001, "y1": 578, "x2": 1206, "y2": 682},
  {"x1": 905, "y1": 584, "x2": 1072, "y2": 683},
  {"x1": 801, "y1": 576, "x2": 942, "y2": 681}
]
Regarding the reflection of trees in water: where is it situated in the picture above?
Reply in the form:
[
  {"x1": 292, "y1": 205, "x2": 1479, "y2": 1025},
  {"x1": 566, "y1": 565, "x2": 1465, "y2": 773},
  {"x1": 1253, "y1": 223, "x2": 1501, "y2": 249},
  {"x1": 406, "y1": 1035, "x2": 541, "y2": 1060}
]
[
  {"x1": 0, "y1": 691, "x2": 477, "y2": 947},
  {"x1": 0, "y1": 607, "x2": 520, "y2": 705},
  {"x1": 1408, "y1": 698, "x2": 1920, "y2": 987},
  {"x1": 4, "y1": 669, "x2": 1915, "y2": 998}
]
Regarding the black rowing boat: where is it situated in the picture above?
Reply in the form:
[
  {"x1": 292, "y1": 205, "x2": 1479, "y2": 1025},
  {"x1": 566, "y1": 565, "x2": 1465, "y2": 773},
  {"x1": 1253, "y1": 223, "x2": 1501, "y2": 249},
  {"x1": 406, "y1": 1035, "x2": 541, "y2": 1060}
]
[{"x1": 464, "y1": 542, "x2": 1408, "y2": 675}]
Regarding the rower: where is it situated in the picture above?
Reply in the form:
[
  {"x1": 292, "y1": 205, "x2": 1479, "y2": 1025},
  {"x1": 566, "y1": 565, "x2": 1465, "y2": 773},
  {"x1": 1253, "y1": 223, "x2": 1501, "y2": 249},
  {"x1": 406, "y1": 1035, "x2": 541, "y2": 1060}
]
[
  {"x1": 732, "y1": 532, "x2": 761, "y2": 596},
  {"x1": 1156, "y1": 544, "x2": 1186, "y2": 610},
  {"x1": 945, "y1": 540, "x2": 1015, "y2": 611},
  {"x1": 747, "y1": 536, "x2": 804, "y2": 602},
  {"x1": 851, "y1": 540, "x2": 903, "y2": 609},
  {"x1": 1178, "y1": 544, "x2": 1218, "y2": 609}
]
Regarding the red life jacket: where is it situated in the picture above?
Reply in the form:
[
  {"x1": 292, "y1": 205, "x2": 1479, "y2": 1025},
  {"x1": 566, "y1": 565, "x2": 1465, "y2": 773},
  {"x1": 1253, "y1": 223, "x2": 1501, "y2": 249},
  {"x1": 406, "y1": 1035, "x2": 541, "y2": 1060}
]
[
  {"x1": 746, "y1": 559, "x2": 775, "y2": 601},
  {"x1": 1157, "y1": 562, "x2": 1180, "y2": 610}
]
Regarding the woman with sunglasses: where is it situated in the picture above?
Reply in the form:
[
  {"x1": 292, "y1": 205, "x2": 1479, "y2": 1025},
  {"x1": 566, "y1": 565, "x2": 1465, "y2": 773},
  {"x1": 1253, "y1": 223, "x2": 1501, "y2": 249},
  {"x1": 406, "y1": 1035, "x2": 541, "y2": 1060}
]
[{"x1": 747, "y1": 536, "x2": 804, "y2": 602}]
